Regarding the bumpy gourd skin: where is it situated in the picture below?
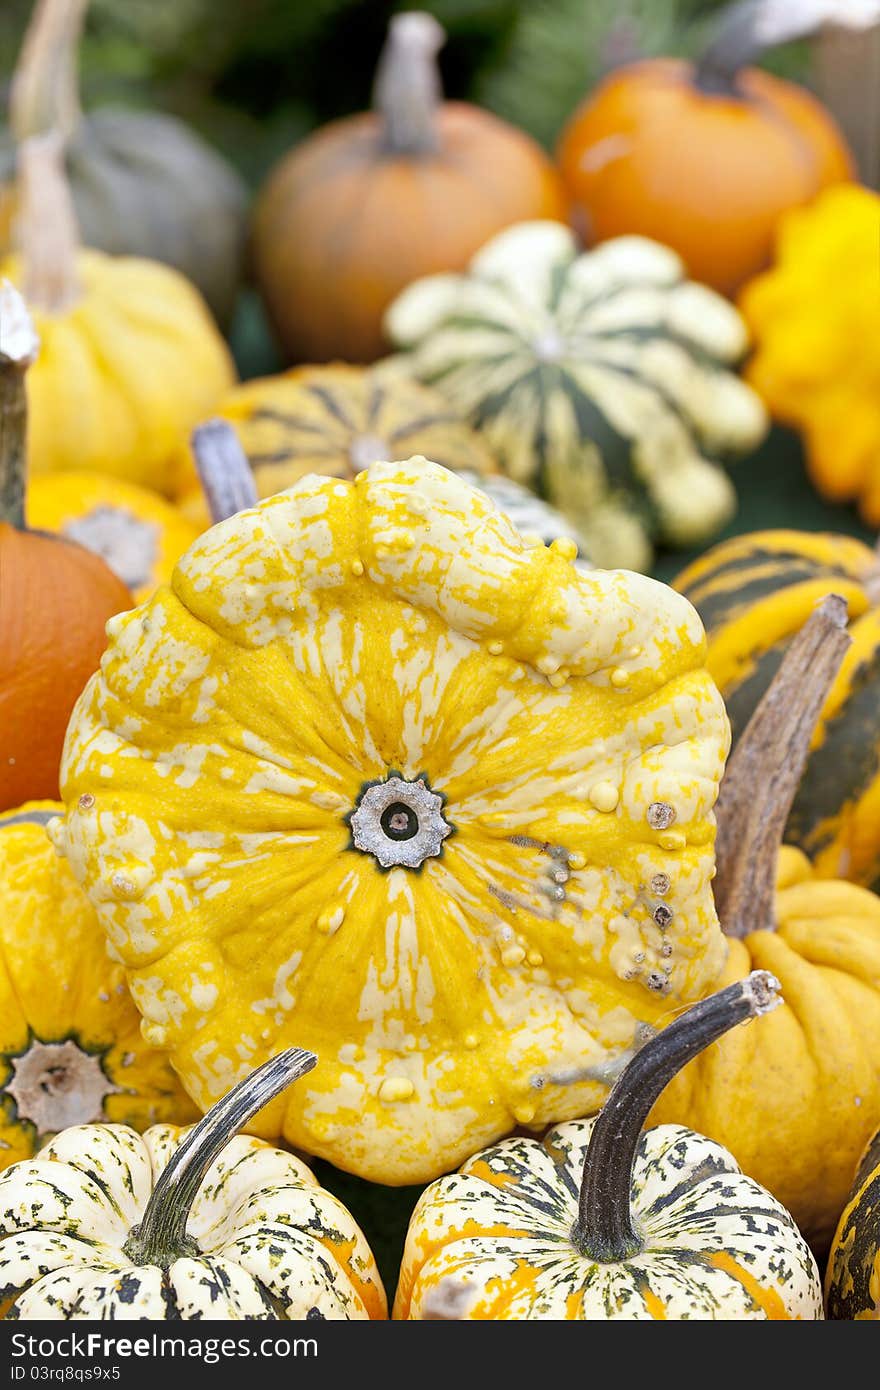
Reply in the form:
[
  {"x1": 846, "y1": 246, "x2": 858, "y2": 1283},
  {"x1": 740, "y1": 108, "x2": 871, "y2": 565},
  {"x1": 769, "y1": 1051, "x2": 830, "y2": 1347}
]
[
  {"x1": 0, "y1": 1125, "x2": 386, "y2": 1319},
  {"x1": 56, "y1": 459, "x2": 729, "y2": 1184},
  {"x1": 0, "y1": 249, "x2": 235, "y2": 497},
  {"x1": 0, "y1": 804, "x2": 196, "y2": 1171},
  {"x1": 394, "y1": 1121, "x2": 822, "y2": 1319},
  {"x1": 650, "y1": 847, "x2": 880, "y2": 1251}
]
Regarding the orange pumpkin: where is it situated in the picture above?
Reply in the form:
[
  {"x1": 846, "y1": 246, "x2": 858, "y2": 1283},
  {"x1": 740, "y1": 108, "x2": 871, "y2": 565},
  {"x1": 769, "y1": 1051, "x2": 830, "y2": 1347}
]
[
  {"x1": 0, "y1": 281, "x2": 130, "y2": 810},
  {"x1": 251, "y1": 11, "x2": 568, "y2": 364},
  {"x1": 556, "y1": 2, "x2": 853, "y2": 296}
]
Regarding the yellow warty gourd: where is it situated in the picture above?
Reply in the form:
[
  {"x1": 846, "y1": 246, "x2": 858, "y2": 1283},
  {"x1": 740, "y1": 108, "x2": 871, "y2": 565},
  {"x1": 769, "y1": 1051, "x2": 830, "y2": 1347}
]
[{"x1": 55, "y1": 458, "x2": 730, "y2": 1185}]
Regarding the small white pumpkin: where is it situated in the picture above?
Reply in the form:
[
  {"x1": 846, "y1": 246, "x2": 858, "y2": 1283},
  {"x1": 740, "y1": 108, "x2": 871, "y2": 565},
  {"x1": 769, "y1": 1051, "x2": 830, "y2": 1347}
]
[{"x1": 0, "y1": 1049, "x2": 387, "y2": 1320}]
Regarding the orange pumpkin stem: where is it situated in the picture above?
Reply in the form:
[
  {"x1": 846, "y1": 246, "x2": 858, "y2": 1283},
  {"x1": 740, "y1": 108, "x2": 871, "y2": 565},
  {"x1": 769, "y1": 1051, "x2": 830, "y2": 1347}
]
[
  {"x1": 192, "y1": 419, "x2": 259, "y2": 524},
  {"x1": 15, "y1": 130, "x2": 82, "y2": 315},
  {"x1": 0, "y1": 281, "x2": 39, "y2": 529},
  {"x1": 372, "y1": 11, "x2": 445, "y2": 157},
  {"x1": 571, "y1": 971, "x2": 782, "y2": 1262},
  {"x1": 713, "y1": 593, "x2": 851, "y2": 940},
  {"x1": 694, "y1": 0, "x2": 849, "y2": 95},
  {"x1": 9, "y1": 0, "x2": 87, "y2": 145}
]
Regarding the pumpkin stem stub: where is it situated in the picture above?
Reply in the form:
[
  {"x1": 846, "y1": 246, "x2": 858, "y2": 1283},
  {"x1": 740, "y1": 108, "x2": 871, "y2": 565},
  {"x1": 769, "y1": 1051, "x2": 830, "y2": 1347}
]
[
  {"x1": 570, "y1": 970, "x2": 782, "y2": 1263},
  {"x1": 349, "y1": 774, "x2": 452, "y2": 870},
  {"x1": 0, "y1": 281, "x2": 39, "y2": 530},
  {"x1": 7, "y1": 1038, "x2": 121, "y2": 1136},
  {"x1": 373, "y1": 11, "x2": 445, "y2": 157},
  {"x1": 713, "y1": 593, "x2": 851, "y2": 941},
  {"x1": 123, "y1": 1046, "x2": 317, "y2": 1269},
  {"x1": 193, "y1": 419, "x2": 259, "y2": 524}
]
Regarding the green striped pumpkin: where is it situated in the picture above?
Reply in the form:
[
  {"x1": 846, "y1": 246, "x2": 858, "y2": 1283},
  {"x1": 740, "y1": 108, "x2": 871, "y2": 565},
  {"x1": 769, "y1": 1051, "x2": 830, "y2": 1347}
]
[
  {"x1": 675, "y1": 529, "x2": 880, "y2": 891},
  {"x1": 826, "y1": 1126, "x2": 880, "y2": 1319},
  {"x1": 385, "y1": 220, "x2": 767, "y2": 570}
]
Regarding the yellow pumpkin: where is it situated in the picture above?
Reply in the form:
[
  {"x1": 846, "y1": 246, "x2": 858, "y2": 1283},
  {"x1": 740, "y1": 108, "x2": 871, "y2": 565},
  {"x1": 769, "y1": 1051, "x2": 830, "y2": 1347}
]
[
  {"x1": 27, "y1": 472, "x2": 199, "y2": 602},
  {"x1": 0, "y1": 130, "x2": 235, "y2": 497},
  {"x1": 739, "y1": 185, "x2": 880, "y2": 525},
  {"x1": 0, "y1": 802, "x2": 197, "y2": 1172},
  {"x1": 650, "y1": 596, "x2": 880, "y2": 1251},
  {"x1": 55, "y1": 457, "x2": 729, "y2": 1185}
]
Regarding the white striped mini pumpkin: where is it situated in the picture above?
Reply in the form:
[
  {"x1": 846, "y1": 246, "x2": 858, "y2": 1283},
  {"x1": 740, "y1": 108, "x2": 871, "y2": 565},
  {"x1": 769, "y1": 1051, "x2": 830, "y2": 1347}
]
[
  {"x1": 0, "y1": 1050, "x2": 386, "y2": 1320},
  {"x1": 385, "y1": 220, "x2": 768, "y2": 570}
]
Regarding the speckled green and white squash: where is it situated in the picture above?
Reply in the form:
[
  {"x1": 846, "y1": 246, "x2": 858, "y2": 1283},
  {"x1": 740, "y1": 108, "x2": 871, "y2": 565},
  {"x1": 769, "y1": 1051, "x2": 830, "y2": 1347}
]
[
  {"x1": 0, "y1": 1050, "x2": 387, "y2": 1320},
  {"x1": 395, "y1": 973, "x2": 823, "y2": 1320},
  {"x1": 385, "y1": 221, "x2": 768, "y2": 570}
]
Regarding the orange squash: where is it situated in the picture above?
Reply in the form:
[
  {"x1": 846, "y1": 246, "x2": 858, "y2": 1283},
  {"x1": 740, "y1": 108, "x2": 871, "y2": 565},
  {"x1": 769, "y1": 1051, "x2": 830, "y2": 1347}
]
[
  {"x1": 556, "y1": 1, "x2": 853, "y2": 295},
  {"x1": 0, "y1": 281, "x2": 130, "y2": 810},
  {"x1": 251, "y1": 12, "x2": 568, "y2": 364}
]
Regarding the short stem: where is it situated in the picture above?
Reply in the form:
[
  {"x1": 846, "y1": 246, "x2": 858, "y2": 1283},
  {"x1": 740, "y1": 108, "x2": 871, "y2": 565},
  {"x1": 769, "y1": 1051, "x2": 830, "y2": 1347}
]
[
  {"x1": 713, "y1": 594, "x2": 850, "y2": 940},
  {"x1": 124, "y1": 1047, "x2": 316, "y2": 1268},
  {"x1": 0, "y1": 281, "x2": 39, "y2": 529},
  {"x1": 571, "y1": 971, "x2": 782, "y2": 1261},
  {"x1": 865, "y1": 538, "x2": 880, "y2": 605},
  {"x1": 16, "y1": 131, "x2": 82, "y2": 314},
  {"x1": 372, "y1": 11, "x2": 445, "y2": 157},
  {"x1": 9, "y1": 0, "x2": 87, "y2": 145},
  {"x1": 192, "y1": 420, "x2": 259, "y2": 524}
]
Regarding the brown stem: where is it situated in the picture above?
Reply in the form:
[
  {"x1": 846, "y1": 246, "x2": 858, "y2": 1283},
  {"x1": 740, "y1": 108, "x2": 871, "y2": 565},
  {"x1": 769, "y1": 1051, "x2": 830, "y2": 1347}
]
[
  {"x1": 571, "y1": 971, "x2": 782, "y2": 1261},
  {"x1": 15, "y1": 132, "x2": 82, "y2": 314},
  {"x1": 123, "y1": 1047, "x2": 316, "y2": 1268},
  {"x1": 372, "y1": 11, "x2": 444, "y2": 157},
  {"x1": 9, "y1": 0, "x2": 87, "y2": 145},
  {"x1": 0, "y1": 280, "x2": 39, "y2": 529},
  {"x1": 864, "y1": 537, "x2": 880, "y2": 606},
  {"x1": 193, "y1": 419, "x2": 259, "y2": 524},
  {"x1": 713, "y1": 594, "x2": 851, "y2": 940}
]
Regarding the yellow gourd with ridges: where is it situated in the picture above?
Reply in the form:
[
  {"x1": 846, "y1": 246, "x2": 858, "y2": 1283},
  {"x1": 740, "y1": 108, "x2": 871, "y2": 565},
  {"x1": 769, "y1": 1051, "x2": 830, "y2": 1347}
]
[
  {"x1": 55, "y1": 458, "x2": 729, "y2": 1185},
  {"x1": 0, "y1": 249, "x2": 236, "y2": 497},
  {"x1": 0, "y1": 803, "x2": 197, "y2": 1172},
  {"x1": 27, "y1": 472, "x2": 199, "y2": 601}
]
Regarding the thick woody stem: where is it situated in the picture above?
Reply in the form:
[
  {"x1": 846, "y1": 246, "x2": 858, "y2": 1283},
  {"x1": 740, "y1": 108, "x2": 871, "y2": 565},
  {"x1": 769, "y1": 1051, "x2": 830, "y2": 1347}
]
[
  {"x1": 9, "y1": 0, "x2": 88, "y2": 145},
  {"x1": 16, "y1": 131, "x2": 81, "y2": 314},
  {"x1": 713, "y1": 594, "x2": 851, "y2": 940},
  {"x1": 123, "y1": 1048, "x2": 317, "y2": 1268},
  {"x1": 192, "y1": 419, "x2": 259, "y2": 524},
  {"x1": 572, "y1": 971, "x2": 782, "y2": 1261},
  {"x1": 372, "y1": 11, "x2": 445, "y2": 156},
  {"x1": 0, "y1": 280, "x2": 39, "y2": 529}
]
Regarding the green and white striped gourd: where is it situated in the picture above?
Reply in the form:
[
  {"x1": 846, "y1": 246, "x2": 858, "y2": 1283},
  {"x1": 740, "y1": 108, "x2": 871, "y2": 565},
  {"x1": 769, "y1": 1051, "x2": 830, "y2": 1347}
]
[
  {"x1": 385, "y1": 221, "x2": 768, "y2": 570},
  {"x1": 0, "y1": 1050, "x2": 387, "y2": 1320},
  {"x1": 395, "y1": 973, "x2": 822, "y2": 1320}
]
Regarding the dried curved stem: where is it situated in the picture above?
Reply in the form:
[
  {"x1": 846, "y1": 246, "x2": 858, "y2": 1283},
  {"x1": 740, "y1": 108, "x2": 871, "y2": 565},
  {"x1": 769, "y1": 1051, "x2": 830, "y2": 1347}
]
[
  {"x1": 192, "y1": 419, "x2": 259, "y2": 524},
  {"x1": 9, "y1": 0, "x2": 87, "y2": 145},
  {"x1": 16, "y1": 131, "x2": 81, "y2": 314},
  {"x1": 571, "y1": 972, "x2": 782, "y2": 1261},
  {"x1": 123, "y1": 1048, "x2": 316, "y2": 1268},
  {"x1": 0, "y1": 280, "x2": 39, "y2": 529},
  {"x1": 713, "y1": 594, "x2": 851, "y2": 940},
  {"x1": 693, "y1": 0, "x2": 857, "y2": 95},
  {"x1": 372, "y1": 11, "x2": 444, "y2": 157}
]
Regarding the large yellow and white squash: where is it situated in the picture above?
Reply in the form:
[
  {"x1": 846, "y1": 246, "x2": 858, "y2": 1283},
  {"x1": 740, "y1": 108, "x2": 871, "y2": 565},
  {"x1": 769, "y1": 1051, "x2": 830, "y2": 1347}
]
[
  {"x1": 385, "y1": 220, "x2": 767, "y2": 570},
  {"x1": 55, "y1": 457, "x2": 730, "y2": 1185},
  {"x1": 0, "y1": 803, "x2": 197, "y2": 1172},
  {"x1": 0, "y1": 1050, "x2": 387, "y2": 1319}
]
